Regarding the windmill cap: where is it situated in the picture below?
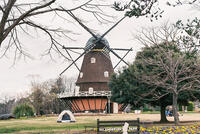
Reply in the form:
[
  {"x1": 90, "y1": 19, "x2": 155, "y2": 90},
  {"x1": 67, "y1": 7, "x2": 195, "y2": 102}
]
[{"x1": 85, "y1": 34, "x2": 109, "y2": 51}]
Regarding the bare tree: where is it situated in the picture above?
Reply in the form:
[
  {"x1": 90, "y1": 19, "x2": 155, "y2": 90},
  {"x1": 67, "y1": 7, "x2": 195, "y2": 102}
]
[
  {"x1": 0, "y1": 96, "x2": 15, "y2": 114},
  {"x1": 56, "y1": 76, "x2": 76, "y2": 93},
  {"x1": 135, "y1": 23, "x2": 200, "y2": 125},
  {"x1": 29, "y1": 82, "x2": 45, "y2": 115},
  {"x1": 0, "y1": 0, "x2": 113, "y2": 62},
  {"x1": 27, "y1": 77, "x2": 68, "y2": 114}
]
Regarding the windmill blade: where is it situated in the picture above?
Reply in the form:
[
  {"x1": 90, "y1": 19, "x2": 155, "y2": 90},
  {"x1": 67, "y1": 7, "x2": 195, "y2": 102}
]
[
  {"x1": 60, "y1": 15, "x2": 127, "y2": 75},
  {"x1": 60, "y1": 38, "x2": 101, "y2": 75},
  {"x1": 62, "y1": 46, "x2": 83, "y2": 54},
  {"x1": 67, "y1": 11, "x2": 98, "y2": 39},
  {"x1": 62, "y1": 46, "x2": 84, "y2": 49},
  {"x1": 105, "y1": 45, "x2": 129, "y2": 66},
  {"x1": 60, "y1": 51, "x2": 87, "y2": 76},
  {"x1": 114, "y1": 48, "x2": 132, "y2": 69},
  {"x1": 84, "y1": 16, "x2": 127, "y2": 52},
  {"x1": 112, "y1": 48, "x2": 132, "y2": 51},
  {"x1": 68, "y1": 49, "x2": 82, "y2": 55},
  {"x1": 98, "y1": 46, "x2": 111, "y2": 60},
  {"x1": 101, "y1": 16, "x2": 126, "y2": 39},
  {"x1": 64, "y1": 49, "x2": 80, "y2": 71}
]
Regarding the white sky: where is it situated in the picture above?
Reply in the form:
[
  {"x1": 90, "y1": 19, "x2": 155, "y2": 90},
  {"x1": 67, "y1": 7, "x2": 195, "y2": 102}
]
[{"x1": 0, "y1": 0, "x2": 199, "y2": 98}]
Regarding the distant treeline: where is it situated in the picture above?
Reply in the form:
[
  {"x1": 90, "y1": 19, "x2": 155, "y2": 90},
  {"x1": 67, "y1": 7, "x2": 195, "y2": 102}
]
[{"x1": 0, "y1": 76, "x2": 76, "y2": 115}]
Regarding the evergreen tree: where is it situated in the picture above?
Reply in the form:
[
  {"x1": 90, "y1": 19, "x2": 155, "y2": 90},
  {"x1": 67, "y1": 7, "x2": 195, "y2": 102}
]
[{"x1": 13, "y1": 103, "x2": 34, "y2": 118}]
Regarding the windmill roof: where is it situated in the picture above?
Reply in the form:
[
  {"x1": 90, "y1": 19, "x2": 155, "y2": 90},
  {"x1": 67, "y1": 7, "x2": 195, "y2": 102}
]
[{"x1": 85, "y1": 35, "x2": 109, "y2": 50}]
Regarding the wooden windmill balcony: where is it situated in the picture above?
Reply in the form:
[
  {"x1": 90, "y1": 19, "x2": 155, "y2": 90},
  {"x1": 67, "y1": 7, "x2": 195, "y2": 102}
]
[{"x1": 58, "y1": 90, "x2": 112, "y2": 98}]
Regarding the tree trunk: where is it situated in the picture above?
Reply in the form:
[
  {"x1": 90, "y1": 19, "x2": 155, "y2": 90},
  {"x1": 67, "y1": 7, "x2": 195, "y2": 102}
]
[
  {"x1": 160, "y1": 105, "x2": 168, "y2": 123},
  {"x1": 173, "y1": 92, "x2": 179, "y2": 125}
]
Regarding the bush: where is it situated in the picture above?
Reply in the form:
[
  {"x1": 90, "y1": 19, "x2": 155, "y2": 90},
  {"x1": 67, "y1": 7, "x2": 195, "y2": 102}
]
[
  {"x1": 187, "y1": 102, "x2": 194, "y2": 111},
  {"x1": 13, "y1": 103, "x2": 34, "y2": 118},
  {"x1": 179, "y1": 105, "x2": 183, "y2": 111},
  {"x1": 143, "y1": 105, "x2": 153, "y2": 112}
]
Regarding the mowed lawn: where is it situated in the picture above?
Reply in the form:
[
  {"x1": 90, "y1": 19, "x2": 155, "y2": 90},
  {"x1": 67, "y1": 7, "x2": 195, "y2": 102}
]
[
  {"x1": 0, "y1": 114, "x2": 140, "y2": 133},
  {"x1": 1, "y1": 113, "x2": 200, "y2": 133},
  {"x1": 0, "y1": 115, "x2": 96, "y2": 134}
]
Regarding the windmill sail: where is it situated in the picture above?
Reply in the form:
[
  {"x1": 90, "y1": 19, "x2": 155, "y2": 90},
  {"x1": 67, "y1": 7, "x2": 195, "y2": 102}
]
[{"x1": 59, "y1": 13, "x2": 131, "y2": 113}]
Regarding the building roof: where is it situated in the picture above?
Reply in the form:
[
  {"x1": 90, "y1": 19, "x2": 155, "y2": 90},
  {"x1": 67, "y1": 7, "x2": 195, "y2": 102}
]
[{"x1": 85, "y1": 35, "x2": 109, "y2": 51}]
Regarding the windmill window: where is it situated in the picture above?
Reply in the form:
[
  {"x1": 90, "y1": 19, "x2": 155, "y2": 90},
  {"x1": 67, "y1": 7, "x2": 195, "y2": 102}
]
[
  {"x1": 88, "y1": 87, "x2": 94, "y2": 94},
  {"x1": 91, "y1": 57, "x2": 96, "y2": 63},
  {"x1": 80, "y1": 72, "x2": 83, "y2": 78},
  {"x1": 104, "y1": 71, "x2": 109, "y2": 77}
]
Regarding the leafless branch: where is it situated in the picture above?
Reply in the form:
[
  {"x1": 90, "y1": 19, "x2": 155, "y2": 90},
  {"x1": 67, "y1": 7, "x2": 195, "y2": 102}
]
[{"x1": 0, "y1": 0, "x2": 114, "y2": 63}]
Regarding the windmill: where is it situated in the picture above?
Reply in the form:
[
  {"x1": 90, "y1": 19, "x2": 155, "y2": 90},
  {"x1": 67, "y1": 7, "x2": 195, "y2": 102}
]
[{"x1": 59, "y1": 11, "x2": 132, "y2": 113}]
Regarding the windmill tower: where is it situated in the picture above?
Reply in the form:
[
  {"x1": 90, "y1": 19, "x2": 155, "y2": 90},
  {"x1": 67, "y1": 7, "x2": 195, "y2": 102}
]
[{"x1": 59, "y1": 11, "x2": 132, "y2": 113}]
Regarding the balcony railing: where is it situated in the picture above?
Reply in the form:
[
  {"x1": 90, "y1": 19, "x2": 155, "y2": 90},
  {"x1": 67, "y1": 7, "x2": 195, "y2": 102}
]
[{"x1": 58, "y1": 91, "x2": 112, "y2": 98}]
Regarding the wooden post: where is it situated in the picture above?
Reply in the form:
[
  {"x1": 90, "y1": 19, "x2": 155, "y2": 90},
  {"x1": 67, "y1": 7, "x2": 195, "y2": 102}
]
[
  {"x1": 97, "y1": 119, "x2": 99, "y2": 133},
  {"x1": 137, "y1": 118, "x2": 140, "y2": 134}
]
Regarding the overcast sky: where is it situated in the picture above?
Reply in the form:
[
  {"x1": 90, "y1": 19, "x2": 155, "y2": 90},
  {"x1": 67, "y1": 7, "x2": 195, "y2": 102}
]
[{"x1": 0, "y1": 0, "x2": 199, "y2": 98}]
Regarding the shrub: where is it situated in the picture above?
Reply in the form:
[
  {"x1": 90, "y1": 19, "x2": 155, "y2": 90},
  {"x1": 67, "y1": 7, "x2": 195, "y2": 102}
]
[
  {"x1": 143, "y1": 105, "x2": 153, "y2": 112},
  {"x1": 13, "y1": 103, "x2": 34, "y2": 118},
  {"x1": 187, "y1": 102, "x2": 194, "y2": 111},
  {"x1": 179, "y1": 105, "x2": 183, "y2": 111}
]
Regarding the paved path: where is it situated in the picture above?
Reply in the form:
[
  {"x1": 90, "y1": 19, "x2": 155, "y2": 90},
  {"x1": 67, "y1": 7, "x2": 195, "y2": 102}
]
[{"x1": 93, "y1": 113, "x2": 200, "y2": 123}]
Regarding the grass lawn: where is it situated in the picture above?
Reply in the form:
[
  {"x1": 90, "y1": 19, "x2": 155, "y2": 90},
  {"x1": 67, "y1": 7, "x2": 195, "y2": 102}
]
[
  {"x1": 1, "y1": 113, "x2": 200, "y2": 133},
  {"x1": 0, "y1": 116, "x2": 95, "y2": 133},
  {"x1": 0, "y1": 114, "x2": 143, "y2": 133}
]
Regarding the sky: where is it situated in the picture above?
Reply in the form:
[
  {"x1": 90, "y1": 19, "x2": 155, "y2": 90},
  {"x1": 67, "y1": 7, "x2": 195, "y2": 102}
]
[{"x1": 0, "y1": 0, "x2": 199, "y2": 99}]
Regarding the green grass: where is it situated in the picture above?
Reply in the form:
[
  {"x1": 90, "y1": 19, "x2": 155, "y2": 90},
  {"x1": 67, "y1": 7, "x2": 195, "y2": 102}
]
[
  {"x1": 1, "y1": 112, "x2": 200, "y2": 133},
  {"x1": 0, "y1": 116, "x2": 96, "y2": 133},
  {"x1": 0, "y1": 124, "x2": 88, "y2": 133},
  {"x1": 142, "y1": 111, "x2": 160, "y2": 114}
]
